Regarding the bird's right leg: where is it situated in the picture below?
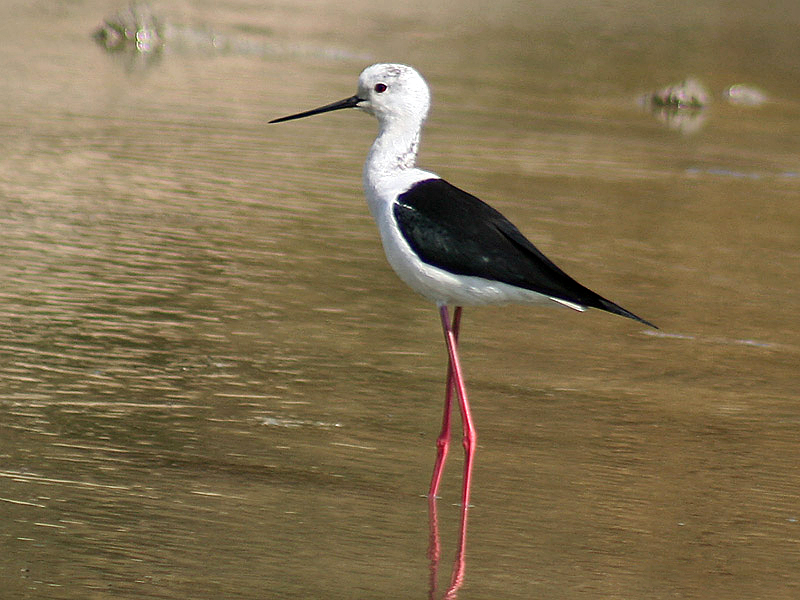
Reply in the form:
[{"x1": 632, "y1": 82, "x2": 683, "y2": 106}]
[{"x1": 429, "y1": 305, "x2": 462, "y2": 498}]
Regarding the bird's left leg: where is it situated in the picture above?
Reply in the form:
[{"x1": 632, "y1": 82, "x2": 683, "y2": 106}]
[{"x1": 438, "y1": 305, "x2": 475, "y2": 507}]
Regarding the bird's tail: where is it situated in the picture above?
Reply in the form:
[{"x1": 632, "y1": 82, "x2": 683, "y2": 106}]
[{"x1": 594, "y1": 297, "x2": 658, "y2": 329}]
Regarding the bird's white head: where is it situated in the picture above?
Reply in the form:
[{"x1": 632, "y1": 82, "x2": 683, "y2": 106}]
[
  {"x1": 269, "y1": 63, "x2": 431, "y2": 129},
  {"x1": 354, "y1": 64, "x2": 431, "y2": 126},
  {"x1": 269, "y1": 63, "x2": 433, "y2": 182}
]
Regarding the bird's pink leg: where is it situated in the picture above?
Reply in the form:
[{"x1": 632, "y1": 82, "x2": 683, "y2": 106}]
[
  {"x1": 428, "y1": 306, "x2": 462, "y2": 498},
  {"x1": 438, "y1": 305, "x2": 476, "y2": 508}
]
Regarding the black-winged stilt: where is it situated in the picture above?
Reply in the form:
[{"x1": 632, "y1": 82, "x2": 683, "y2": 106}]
[{"x1": 270, "y1": 63, "x2": 656, "y2": 508}]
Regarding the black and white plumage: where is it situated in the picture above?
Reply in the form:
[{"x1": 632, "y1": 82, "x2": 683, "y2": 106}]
[
  {"x1": 270, "y1": 63, "x2": 656, "y2": 507},
  {"x1": 393, "y1": 177, "x2": 653, "y2": 325}
]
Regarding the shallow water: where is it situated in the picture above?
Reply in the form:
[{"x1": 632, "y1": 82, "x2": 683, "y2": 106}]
[{"x1": 1, "y1": 1, "x2": 798, "y2": 598}]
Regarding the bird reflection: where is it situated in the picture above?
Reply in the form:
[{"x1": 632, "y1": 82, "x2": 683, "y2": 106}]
[{"x1": 427, "y1": 497, "x2": 469, "y2": 599}]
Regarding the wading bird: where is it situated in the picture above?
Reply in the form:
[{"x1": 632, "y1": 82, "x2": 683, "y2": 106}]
[{"x1": 270, "y1": 64, "x2": 655, "y2": 508}]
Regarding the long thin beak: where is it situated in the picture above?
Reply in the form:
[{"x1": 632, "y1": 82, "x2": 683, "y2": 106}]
[{"x1": 269, "y1": 94, "x2": 363, "y2": 124}]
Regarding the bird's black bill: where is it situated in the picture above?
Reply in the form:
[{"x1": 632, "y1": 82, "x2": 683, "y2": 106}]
[{"x1": 269, "y1": 94, "x2": 363, "y2": 124}]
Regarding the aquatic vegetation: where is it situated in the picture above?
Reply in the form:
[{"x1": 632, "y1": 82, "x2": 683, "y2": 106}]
[
  {"x1": 93, "y1": 1, "x2": 162, "y2": 54},
  {"x1": 645, "y1": 77, "x2": 709, "y2": 109}
]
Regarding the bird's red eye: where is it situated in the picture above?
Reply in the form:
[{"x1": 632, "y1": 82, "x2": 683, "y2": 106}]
[{"x1": 374, "y1": 83, "x2": 387, "y2": 93}]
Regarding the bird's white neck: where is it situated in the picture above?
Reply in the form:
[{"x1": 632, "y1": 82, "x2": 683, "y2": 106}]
[{"x1": 363, "y1": 118, "x2": 423, "y2": 196}]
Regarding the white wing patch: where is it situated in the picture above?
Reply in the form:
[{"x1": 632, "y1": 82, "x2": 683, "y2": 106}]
[{"x1": 549, "y1": 297, "x2": 587, "y2": 312}]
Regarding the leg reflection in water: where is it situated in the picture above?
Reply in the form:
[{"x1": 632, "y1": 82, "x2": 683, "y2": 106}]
[{"x1": 427, "y1": 496, "x2": 469, "y2": 599}]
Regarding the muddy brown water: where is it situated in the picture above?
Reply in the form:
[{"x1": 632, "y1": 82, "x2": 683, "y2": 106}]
[{"x1": 1, "y1": 1, "x2": 798, "y2": 598}]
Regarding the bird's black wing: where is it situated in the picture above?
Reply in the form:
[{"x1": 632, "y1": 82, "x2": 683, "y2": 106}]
[{"x1": 393, "y1": 178, "x2": 655, "y2": 327}]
